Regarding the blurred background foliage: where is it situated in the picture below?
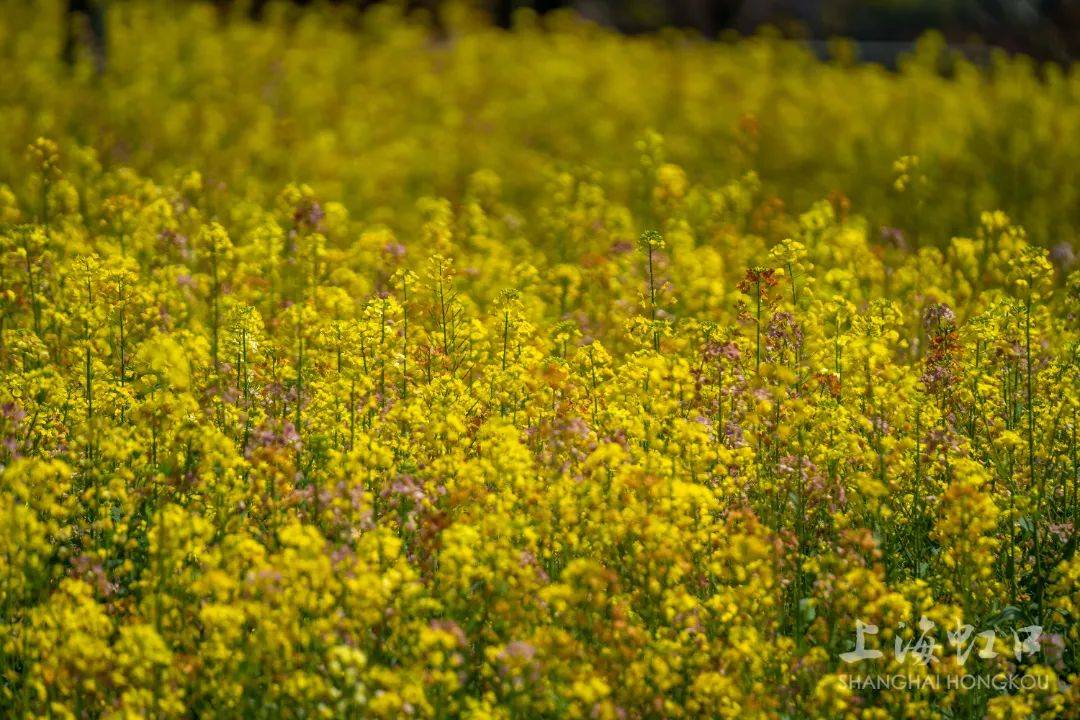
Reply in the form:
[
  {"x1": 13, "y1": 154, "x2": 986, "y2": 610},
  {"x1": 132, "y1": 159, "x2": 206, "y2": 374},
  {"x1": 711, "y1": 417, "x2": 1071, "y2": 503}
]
[
  {"x1": 7, "y1": 0, "x2": 1079, "y2": 254},
  {"x1": 233, "y1": 0, "x2": 1080, "y2": 61}
]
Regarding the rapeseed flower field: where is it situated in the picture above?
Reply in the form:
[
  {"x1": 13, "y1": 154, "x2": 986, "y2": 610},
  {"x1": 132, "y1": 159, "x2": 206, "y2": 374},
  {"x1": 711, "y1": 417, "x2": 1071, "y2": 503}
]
[{"x1": 1, "y1": 2, "x2": 1079, "y2": 718}]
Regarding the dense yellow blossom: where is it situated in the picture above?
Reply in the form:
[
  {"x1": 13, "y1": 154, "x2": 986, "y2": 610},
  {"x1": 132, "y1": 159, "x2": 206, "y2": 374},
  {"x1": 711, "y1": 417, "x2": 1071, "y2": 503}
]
[{"x1": 0, "y1": 1, "x2": 1078, "y2": 718}]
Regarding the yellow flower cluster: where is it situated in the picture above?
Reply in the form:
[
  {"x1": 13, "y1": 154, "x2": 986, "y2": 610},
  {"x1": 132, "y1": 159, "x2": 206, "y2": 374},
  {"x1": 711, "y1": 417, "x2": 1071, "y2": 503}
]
[{"x1": 1, "y1": 2, "x2": 1078, "y2": 718}]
